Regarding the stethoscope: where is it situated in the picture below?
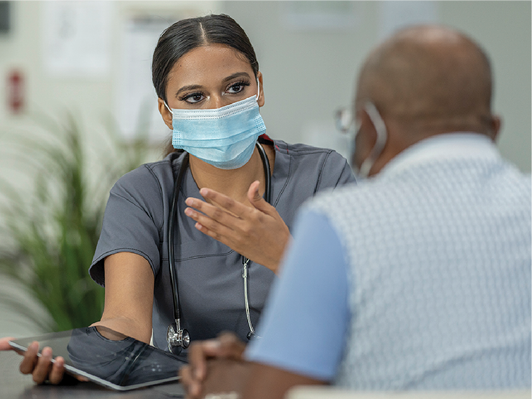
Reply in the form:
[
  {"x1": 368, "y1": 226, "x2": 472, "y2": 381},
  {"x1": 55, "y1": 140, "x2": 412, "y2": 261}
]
[{"x1": 167, "y1": 142, "x2": 271, "y2": 354}]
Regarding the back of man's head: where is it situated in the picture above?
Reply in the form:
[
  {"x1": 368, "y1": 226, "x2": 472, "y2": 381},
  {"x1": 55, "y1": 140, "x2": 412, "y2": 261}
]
[{"x1": 355, "y1": 25, "x2": 495, "y2": 138}]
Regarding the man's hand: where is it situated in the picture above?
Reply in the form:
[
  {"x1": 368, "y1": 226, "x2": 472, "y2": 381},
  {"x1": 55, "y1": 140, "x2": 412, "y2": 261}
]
[
  {"x1": 184, "y1": 180, "x2": 291, "y2": 274},
  {"x1": 180, "y1": 332, "x2": 247, "y2": 399}
]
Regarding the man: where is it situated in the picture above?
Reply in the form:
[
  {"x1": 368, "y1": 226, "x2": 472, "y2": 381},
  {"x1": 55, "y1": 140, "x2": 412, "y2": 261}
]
[{"x1": 180, "y1": 25, "x2": 531, "y2": 399}]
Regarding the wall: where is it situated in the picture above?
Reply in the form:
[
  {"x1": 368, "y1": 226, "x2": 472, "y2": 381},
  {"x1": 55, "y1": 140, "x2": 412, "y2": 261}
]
[
  {"x1": 224, "y1": 1, "x2": 531, "y2": 171},
  {"x1": 0, "y1": 0, "x2": 222, "y2": 338},
  {"x1": 0, "y1": 1, "x2": 529, "y2": 338}
]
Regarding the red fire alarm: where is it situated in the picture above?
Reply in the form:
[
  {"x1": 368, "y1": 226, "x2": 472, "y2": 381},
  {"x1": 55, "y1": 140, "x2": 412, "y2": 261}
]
[{"x1": 7, "y1": 69, "x2": 24, "y2": 114}]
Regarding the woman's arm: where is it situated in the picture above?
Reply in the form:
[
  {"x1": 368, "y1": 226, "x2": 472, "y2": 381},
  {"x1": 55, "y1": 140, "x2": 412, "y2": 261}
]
[
  {"x1": 91, "y1": 252, "x2": 154, "y2": 344},
  {"x1": 8, "y1": 252, "x2": 155, "y2": 385}
]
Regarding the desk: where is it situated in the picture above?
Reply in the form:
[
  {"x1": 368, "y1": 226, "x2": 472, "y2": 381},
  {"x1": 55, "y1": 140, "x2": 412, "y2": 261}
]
[{"x1": 0, "y1": 351, "x2": 185, "y2": 398}]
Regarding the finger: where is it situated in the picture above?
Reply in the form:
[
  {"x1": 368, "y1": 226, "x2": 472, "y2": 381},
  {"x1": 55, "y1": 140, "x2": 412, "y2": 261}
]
[
  {"x1": 180, "y1": 365, "x2": 201, "y2": 399},
  {"x1": 247, "y1": 181, "x2": 278, "y2": 216},
  {"x1": 32, "y1": 346, "x2": 53, "y2": 384},
  {"x1": 216, "y1": 332, "x2": 247, "y2": 359},
  {"x1": 198, "y1": 188, "x2": 253, "y2": 218},
  {"x1": 19, "y1": 341, "x2": 39, "y2": 375},
  {"x1": 247, "y1": 180, "x2": 262, "y2": 203},
  {"x1": 184, "y1": 206, "x2": 239, "y2": 243},
  {"x1": 188, "y1": 340, "x2": 221, "y2": 383},
  {"x1": 0, "y1": 337, "x2": 15, "y2": 351},
  {"x1": 48, "y1": 356, "x2": 66, "y2": 385}
]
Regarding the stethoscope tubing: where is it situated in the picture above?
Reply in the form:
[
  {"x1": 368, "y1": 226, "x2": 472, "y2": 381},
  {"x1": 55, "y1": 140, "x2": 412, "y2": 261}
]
[
  {"x1": 168, "y1": 142, "x2": 271, "y2": 345},
  {"x1": 168, "y1": 152, "x2": 189, "y2": 323}
]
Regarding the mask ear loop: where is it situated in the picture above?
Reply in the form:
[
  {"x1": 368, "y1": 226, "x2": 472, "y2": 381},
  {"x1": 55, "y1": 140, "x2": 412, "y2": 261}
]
[
  {"x1": 164, "y1": 101, "x2": 174, "y2": 115},
  {"x1": 358, "y1": 102, "x2": 388, "y2": 178},
  {"x1": 256, "y1": 78, "x2": 260, "y2": 102}
]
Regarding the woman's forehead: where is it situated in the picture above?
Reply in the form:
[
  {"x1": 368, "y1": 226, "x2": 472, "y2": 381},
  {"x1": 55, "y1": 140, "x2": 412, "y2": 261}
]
[{"x1": 168, "y1": 44, "x2": 254, "y2": 87}]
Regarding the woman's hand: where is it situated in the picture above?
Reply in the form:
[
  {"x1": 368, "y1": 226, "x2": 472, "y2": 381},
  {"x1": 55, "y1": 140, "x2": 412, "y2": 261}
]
[
  {"x1": 0, "y1": 337, "x2": 66, "y2": 384},
  {"x1": 184, "y1": 180, "x2": 291, "y2": 274},
  {"x1": 180, "y1": 332, "x2": 247, "y2": 399},
  {"x1": 0, "y1": 337, "x2": 87, "y2": 385}
]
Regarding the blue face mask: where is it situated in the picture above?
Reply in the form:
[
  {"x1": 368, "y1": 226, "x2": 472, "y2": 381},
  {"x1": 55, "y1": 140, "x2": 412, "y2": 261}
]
[{"x1": 165, "y1": 94, "x2": 266, "y2": 170}]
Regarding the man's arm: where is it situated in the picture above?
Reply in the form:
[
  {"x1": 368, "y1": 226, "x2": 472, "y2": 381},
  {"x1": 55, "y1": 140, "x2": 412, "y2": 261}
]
[{"x1": 187, "y1": 208, "x2": 351, "y2": 399}]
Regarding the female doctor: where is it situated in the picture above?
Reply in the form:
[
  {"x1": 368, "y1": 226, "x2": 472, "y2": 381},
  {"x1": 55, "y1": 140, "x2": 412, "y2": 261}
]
[{"x1": 5, "y1": 13, "x2": 355, "y2": 384}]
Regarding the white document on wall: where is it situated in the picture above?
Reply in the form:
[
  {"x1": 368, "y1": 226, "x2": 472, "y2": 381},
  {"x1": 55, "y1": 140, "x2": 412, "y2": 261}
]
[
  {"x1": 378, "y1": 1, "x2": 439, "y2": 39},
  {"x1": 280, "y1": 1, "x2": 361, "y2": 31},
  {"x1": 116, "y1": 16, "x2": 176, "y2": 142},
  {"x1": 41, "y1": 1, "x2": 112, "y2": 77}
]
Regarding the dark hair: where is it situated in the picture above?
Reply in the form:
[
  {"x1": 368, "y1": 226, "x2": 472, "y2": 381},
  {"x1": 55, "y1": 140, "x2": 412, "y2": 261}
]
[{"x1": 152, "y1": 14, "x2": 259, "y2": 104}]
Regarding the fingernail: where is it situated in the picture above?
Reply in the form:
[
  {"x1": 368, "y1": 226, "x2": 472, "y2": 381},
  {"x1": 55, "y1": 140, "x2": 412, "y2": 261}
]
[
  {"x1": 204, "y1": 340, "x2": 220, "y2": 350},
  {"x1": 191, "y1": 383, "x2": 199, "y2": 396},
  {"x1": 29, "y1": 342, "x2": 38, "y2": 351},
  {"x1": 185, "y1": 198, "x2": 194, "y2": 206},
  {"x1": 199, "y1": 188, "x2": 208, "y2": 196},
  {"x1": 42, "y1": 347, "x2": 52, "y2": 357},
  {"x1": 194, "y1": 368, "x2": 200, "y2": 379},
  {"x1": 185, "y1": 208, "x2": 192, "y2": 216}
]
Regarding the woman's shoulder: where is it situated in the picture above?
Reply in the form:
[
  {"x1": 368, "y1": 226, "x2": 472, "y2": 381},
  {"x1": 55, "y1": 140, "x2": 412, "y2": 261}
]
[
  {"x1": 271, "y1": 138, "x2": 356, "y2": 188},
  {"x1": 272, "y1": 139, "x2": 352, "y2": 171},
  {"x1": 111, "y1": 152, "x2": 185, "y2": 200},
  {"x1": 272, "y1": 139, "x2": 349, "y2": 165}
]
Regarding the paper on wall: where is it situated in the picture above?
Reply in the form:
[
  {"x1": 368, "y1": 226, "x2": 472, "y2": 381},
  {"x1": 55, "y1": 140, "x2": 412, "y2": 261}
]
[
  {"x1": 41, "y1": 1, "x2": 112, "y2": 77},
  {"x1": 115, "y1": 16, "x2": 176, "y2": 142},
  {"x1": 280, "y1": 1, "x2": 361, "y2": 31}
]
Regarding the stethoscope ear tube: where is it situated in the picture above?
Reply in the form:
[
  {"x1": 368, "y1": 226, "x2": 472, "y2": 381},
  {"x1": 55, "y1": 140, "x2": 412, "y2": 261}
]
[
  {"x1": 167, "y1": 152, "x2": 190, "y2": 353},
  {"x1": 256, "y1": 142, "x2": 271, "y2": 204}
]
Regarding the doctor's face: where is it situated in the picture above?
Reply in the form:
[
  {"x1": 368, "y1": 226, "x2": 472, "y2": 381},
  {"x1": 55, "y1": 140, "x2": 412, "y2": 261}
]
[{"x1": 159, "y1": 44, "x2": 264, "y2": 129}]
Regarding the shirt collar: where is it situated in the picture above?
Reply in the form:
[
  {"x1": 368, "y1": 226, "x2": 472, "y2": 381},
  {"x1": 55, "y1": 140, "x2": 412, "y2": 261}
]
[{"x1": 379, "y1": 132, "x2": 500, "y2": 178}]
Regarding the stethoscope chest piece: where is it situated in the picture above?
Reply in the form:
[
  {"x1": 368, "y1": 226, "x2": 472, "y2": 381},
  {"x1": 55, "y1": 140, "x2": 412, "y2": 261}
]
[{"x1": 167, "y1": 319, "x2": 190, "y2": 354}]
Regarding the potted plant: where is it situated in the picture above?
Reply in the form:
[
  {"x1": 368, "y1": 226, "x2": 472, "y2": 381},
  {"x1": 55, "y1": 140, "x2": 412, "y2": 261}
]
[{"x1": 0, "y1": 113, "x2": 154, "y2": 332}]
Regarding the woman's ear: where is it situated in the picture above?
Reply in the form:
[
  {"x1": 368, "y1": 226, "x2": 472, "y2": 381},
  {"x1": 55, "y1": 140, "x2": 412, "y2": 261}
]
[
  {"x1": 257, "y1": 71, "x2": 265, "y2": 107},
  {"x1": 158, "y1": 98, "x2": 173, "y2": 130}
]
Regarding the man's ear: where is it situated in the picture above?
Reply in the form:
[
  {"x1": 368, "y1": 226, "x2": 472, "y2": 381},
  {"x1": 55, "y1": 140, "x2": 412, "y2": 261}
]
[
  {"x1": 489, "y1": 115, "x2": 502, "y2": 142},
  {"x1": 158, "y1": 98, "x2": 173, "y2": 130},
  {"x1": 257, "y1": 71, "x2": 265, "y2": 107}
]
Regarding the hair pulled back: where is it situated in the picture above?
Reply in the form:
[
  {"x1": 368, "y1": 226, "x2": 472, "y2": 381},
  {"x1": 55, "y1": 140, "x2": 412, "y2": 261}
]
[{"x1": 152, "y1": 14, "x2": 259, "y2": 104}]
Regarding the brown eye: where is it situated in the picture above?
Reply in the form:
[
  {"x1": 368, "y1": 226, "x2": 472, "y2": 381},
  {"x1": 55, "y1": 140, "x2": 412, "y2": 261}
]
[
  {"x1": 183, "y1": 93, "x2": 204, "y2": 104},
  {"x1": 226, "y1": 81, "x2": 249, "y2": 95}
]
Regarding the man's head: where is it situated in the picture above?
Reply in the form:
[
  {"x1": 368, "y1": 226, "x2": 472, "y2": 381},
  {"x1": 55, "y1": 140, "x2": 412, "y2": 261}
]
[{"x1": 353, "y1": 25, "x2": 501, "y2": 177}]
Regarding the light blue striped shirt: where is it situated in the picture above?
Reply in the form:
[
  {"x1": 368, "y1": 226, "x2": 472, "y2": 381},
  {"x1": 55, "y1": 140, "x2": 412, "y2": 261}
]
[{"x1": 246, "y1": 133, "x2": 531, "y2": 389}]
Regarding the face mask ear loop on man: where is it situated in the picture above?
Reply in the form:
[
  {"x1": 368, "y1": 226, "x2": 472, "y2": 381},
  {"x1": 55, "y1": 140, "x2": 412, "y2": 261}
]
[{"x1": 358, "y1": 102, "x2": 388, "y2": 178}]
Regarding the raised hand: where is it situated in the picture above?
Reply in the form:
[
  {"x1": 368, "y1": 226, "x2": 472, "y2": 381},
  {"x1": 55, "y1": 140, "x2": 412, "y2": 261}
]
[{"x1": 185, "y1": 180, "x2": 291, "y2": 274}]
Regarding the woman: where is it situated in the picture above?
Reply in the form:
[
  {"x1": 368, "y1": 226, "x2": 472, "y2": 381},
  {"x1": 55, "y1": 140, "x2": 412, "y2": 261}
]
[{"x1": 8, "y1": 13, "x2": 355, "y2": 383}]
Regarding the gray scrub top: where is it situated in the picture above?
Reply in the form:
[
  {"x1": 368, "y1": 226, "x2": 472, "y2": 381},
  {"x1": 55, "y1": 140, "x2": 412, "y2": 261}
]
[{"x1": 89, "y1": 138, "x2": 355, "y2": 356}]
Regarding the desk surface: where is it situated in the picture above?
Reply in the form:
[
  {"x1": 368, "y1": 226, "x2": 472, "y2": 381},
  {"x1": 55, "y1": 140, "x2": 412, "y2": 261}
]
[{"x1": 0, "y1": 351, "x2": 185, "y2": 398}]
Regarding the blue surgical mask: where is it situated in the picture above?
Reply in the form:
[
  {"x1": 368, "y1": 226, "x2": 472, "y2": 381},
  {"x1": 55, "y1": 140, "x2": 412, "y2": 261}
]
[{"x1": 165, "y1": 93, "x2": 266, "y2": 170}]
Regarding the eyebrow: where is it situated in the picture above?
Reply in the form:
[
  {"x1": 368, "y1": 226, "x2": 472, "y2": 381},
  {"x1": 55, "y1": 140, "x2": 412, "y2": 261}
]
[
  {"x1": 175, "y1": 84, "x2": 203, "y2": 98},
  {"x1": 174, "y1": 72, "x2": 252, "y2": 98},
  {"x1": 222, "y1": 72, "x2": 251, "y2": 83}
]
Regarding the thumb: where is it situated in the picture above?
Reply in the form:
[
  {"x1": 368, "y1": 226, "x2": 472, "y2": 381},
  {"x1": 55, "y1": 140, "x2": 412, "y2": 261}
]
[
  {"x1": 0, "y1": 337, "x2": 15, "y2": 351},
  {"x1": 247, "y1": 181, "x2": 273, "y2": 214}
]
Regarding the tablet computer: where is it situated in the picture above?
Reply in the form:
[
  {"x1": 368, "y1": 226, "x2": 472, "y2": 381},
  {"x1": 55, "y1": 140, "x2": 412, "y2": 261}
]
[{"x1": 9, "y1": 326, "x2": 186, "y2": 391}]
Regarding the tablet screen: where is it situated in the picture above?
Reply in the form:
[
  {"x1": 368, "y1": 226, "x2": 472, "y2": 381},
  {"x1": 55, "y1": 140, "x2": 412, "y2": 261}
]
[{"x1": 9, "y1": 326, "x2": 185, "y2": 391}]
